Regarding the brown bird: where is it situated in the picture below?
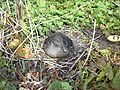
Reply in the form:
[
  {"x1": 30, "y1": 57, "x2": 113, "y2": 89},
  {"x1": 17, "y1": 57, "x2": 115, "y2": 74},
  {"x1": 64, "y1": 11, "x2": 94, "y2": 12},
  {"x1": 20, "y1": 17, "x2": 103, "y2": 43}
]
[{"x1": 43, "y1": 32, "x2": 74, "y2": 58}]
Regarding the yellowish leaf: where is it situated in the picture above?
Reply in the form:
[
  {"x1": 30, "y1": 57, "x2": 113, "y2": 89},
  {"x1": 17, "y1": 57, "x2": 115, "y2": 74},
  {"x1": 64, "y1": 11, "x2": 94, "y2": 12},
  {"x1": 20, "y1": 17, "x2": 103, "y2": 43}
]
[
  {"x1": 15, "y1": 47, "x2": 34, "y2": 59},
  {"x1": 9, "y1": 39, "x2": 21, "y2": 49}
]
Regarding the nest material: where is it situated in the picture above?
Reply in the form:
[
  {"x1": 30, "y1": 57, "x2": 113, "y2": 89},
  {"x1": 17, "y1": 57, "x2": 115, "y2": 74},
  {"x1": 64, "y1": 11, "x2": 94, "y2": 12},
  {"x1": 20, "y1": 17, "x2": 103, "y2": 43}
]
[{"x1": 37, "y1": 27, "x2": 89, "y2": 79}]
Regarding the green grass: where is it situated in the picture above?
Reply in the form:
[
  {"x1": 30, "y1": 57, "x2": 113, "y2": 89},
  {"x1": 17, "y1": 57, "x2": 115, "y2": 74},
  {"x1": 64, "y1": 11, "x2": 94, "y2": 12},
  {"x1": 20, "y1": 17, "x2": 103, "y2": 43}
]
[{"x1": 1, "y1": 0, "x2": 119, "y2": 36}]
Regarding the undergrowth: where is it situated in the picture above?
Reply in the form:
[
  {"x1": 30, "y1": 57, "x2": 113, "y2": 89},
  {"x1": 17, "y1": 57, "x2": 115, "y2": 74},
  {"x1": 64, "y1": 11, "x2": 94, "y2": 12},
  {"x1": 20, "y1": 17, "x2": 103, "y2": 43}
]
[{"x1": 0, "y1": 0, "x2": 120, "y2": 90}]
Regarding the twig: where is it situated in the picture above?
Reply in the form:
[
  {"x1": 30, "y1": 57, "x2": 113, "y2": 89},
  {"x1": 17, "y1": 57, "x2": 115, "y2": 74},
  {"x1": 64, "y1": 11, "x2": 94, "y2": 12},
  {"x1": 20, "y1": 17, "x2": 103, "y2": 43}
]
[
  {"x1": 6, "y1": 0, "x2": 10, "y2": 11},
  {"x1": 2, "y1": 29, "x2": 23, "y2": 38},
  {"x1": 69, "y1": 71, "x2": 79, "y2": 79},
  {"x1": 0, "y1": 45, "x2": 11, "y2": 55},
  {"x1": 22, "y1": 0, "x2": 39, "y2": 55},
  {"x1": 0, "y1": 7, "x2": 5, "y2": 13},
  {"x1": 43, "y1": 60, "x2": 66, "y2": 68},
  {"x1": 112, "y1": 1, "x2": 120, "y2": 7},
  {"x1": 58, "y1": 61, "x2": 73, "y2": 65},
  {"x1": 67, "y1": 49, "x2": 87, "y2": 74},
  {"x1": 87, "y1": 69, "x2": 99, "y2": 76},
  {"x1": 82, "y1": 19, "x2": 96, "y2": 67}
]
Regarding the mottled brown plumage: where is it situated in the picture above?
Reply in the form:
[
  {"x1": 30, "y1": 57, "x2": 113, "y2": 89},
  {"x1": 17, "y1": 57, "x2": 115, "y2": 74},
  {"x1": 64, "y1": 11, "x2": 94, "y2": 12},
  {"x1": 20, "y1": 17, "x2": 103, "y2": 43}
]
[{"x1": 43, "y1": 32, "x2": 74, "y2": 58}]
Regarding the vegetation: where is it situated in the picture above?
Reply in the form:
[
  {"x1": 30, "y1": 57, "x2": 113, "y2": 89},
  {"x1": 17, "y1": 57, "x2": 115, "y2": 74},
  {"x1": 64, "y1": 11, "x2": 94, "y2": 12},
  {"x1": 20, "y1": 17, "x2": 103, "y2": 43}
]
[{"x1": 0, "y1": 0, "x2": 120, "y2": 90}]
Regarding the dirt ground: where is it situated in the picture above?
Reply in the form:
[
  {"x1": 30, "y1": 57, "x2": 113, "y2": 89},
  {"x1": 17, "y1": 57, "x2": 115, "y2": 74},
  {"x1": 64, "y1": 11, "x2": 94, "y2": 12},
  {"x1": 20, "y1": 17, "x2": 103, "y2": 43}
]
[{"x1": 83, "y1": 29, "x2": 120, "y2": 52}]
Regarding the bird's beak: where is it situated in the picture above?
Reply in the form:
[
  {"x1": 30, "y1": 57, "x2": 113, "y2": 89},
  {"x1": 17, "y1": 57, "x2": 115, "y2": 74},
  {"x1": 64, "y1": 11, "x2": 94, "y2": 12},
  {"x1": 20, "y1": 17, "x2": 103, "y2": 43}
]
[{"x1": 60, "y1": 43, "x2": 67, "y2": 53}]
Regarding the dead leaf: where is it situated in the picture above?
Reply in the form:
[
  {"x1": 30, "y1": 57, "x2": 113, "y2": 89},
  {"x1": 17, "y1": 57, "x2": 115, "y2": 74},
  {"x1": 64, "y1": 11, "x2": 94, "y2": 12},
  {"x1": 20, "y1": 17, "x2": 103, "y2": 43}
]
[
  {"x1": 9, "y1": 39, "x2": 21, "y2": 49},
  {"x1": 15, "y1": 47, "x2": 34, "y2": 59}
]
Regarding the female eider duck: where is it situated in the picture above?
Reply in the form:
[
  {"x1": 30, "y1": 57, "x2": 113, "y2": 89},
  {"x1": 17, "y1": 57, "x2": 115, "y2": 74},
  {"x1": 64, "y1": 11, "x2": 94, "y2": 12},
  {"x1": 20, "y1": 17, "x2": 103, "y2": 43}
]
[{"x1": 43, "y1": 32, "x2": 74, "y2": 58}]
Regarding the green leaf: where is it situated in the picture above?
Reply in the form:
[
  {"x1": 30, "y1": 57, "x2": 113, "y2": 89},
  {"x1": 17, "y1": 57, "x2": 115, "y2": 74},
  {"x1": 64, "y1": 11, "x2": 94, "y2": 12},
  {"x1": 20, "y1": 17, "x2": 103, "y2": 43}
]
[
  {"x1": 5, "y1": 85, "x2": 16, "y2": 90},
  {"x1": 51, "y1": 10, "x2": 64, "y2": 15},
  {"x1": 107, "y1": 63, "x2": 114, "y2": 80},
  {"x1": 112, "y1": 70, "x2": 120, "y2": 90},
  {"x1": 61, "y1": 82, "x2": 72, "y2": 90},
  {"x1": 0, "y1": 80, "x2": 16, "y2": 90},
  {"x1": 0, "y1": 81, "x2": 6, "y2": 88},
  {"x1": 96, "y1": 68, "x2": 106, "y2": 81},
  {"x1": 38, "y1": 0, "x2": 46, "y2": 7},
  {"x1": 19, "y1": 20, "x2": 30, "y2": 36},
  {"x1": 47, "y1": 80, "x2": 72, "y2": 90},
  {"x1": 77, "y1": 11, "x2": 85, "y2": 16},
  {"x1": 43, "y1": 76, "x2": 47, "y2": 84},
  {"x1": 99, "y1": 48, "x2": 112, "y2": 56},
  {"x1": 0, "y1": 58, "x2": 6, "y2": 67},
  {"x1": 47, "y1": 80, "x2": 62, "y2": 90},
  {"x1": 83, "y1": 79, "x2": 88, "y2": 90},
  {"x1": 97, "y1": 62, "x2": 114, "y2": 81},
  {"x1": 27, "y1": 0, "x2": 32, "y2": 11}
]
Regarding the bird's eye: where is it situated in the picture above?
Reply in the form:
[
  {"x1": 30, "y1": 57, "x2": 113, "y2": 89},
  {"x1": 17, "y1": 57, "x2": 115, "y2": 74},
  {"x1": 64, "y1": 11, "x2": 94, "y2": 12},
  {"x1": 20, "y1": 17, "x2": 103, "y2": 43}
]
[
  {"x1": 55, "y1": 38, "x2": 59, "y2": 42},
  {"x1": 53, "y1": 39, "x2": 60, "y2": 45}
]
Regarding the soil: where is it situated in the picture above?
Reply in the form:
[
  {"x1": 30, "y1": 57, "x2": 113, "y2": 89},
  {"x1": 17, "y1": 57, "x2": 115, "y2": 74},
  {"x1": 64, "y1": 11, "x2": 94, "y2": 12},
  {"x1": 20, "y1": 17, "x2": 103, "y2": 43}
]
[{"x1": 83, "y1": 28, "x2": 120, "y2": 52}]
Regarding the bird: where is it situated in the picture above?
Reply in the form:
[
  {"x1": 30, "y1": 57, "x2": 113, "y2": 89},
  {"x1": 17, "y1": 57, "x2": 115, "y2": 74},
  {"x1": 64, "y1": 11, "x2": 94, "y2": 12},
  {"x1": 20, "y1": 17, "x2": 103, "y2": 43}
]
[{"x1": 43, "y1": 32, "x2": 74, "y2": 58}]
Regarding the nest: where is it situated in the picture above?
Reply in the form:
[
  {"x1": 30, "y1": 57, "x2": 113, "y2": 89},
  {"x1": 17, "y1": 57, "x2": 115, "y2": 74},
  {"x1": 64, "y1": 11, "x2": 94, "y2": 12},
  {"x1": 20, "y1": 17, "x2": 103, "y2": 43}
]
[{"x1": 36, "y1": 27, "x2": 89, "y2": 80}]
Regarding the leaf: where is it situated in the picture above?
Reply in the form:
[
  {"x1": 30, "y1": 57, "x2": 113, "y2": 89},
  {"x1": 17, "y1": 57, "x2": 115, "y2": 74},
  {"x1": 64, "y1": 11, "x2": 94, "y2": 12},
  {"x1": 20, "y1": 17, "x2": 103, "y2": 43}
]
[
  {"x1": 47, "y1": 80, "x2": 72, "y2": 90},
  {"x1": 83, "y1": 79, "x2": 88, "y2": 90},
  {"x1": 112, "y1": 70, "x2": 120, "y2": 90},
  {"x1": 96, "y1": 68, "x2": 106, "y2": 81},
  {"x1": 97, "y1": 62, "x2": 114, "y2": 81},
  {"x1": 27, "y1": 0, "x2": 32, "y2": 11},
  {"x1": 43, "y1": 76, "x2": 47, "y2": 84},
  {"x1": 63, "y1": 1, "x2": 73, "y2": 8},
  {"x1": 47, "y1": 80, "x2": 62, "y2": 90},
  {"x1": 38, "y1": 0, "x2": 46, "y2": 7},
  {"x1": 5, "y1": 85, "x2": 17, "y2": 90},
  {"x1": 6, "y1": 15, "x2": 16, "y2": 26},
  {"x1": 0, "y1": 81, "x2": 6, "y2": 88},
  {"x1": 9, "y1": 39, "x2": 21, "y2": 49},
  {"x1": 0, "y1": 58, "x2": 6, "y2": 67},
  {"x1": 19, "y1": 19, "x2": 29, "y2": 36},
  {"x1": 99, "y1": 48, "x2": 112, "y2": 56},
  {"x1": 102, "y1": 30, "x2": 111, "y2": 37},
  {"x1": 15, "y1": 47, "x2": 34, "y2": 59},
  {"x1": 77, "y1": 11, "x2": 85, "y2": 16},
  {"x1": 19, "y1": 87, "x2": 28, "y2": 90},
  {"x1": 51, "y1": 10, "x2": 64, "y2": 15},
  {"x1": 106, "y1": 63, "x2": 114, "y2": 80},
  {"x1": 0, "y1": 80, "x2": 16, "y2": 90},
  {"x1": 61, "y1": 82, "x2": 72, "y2": 90}
]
